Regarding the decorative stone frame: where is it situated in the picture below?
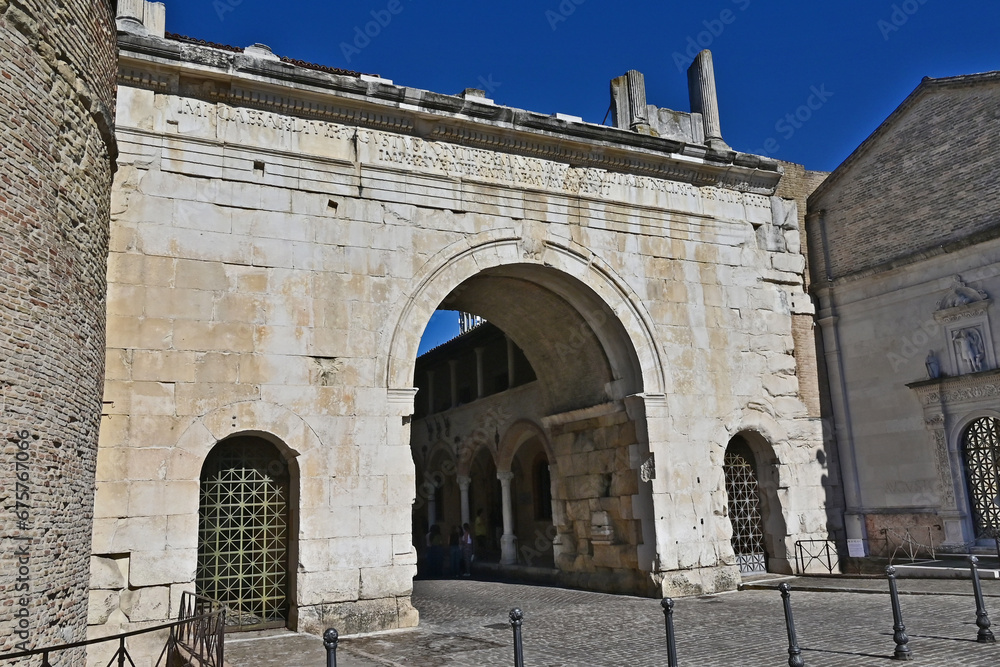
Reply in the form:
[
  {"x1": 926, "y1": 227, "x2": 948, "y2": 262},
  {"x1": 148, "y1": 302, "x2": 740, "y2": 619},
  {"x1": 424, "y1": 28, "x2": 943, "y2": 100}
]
[
  {"x1": 934, "y1": 300, "x2": 995, "y2": 377},
  {"x1": 908, "y1": 368, "x2": 1000, "y2": 548}
]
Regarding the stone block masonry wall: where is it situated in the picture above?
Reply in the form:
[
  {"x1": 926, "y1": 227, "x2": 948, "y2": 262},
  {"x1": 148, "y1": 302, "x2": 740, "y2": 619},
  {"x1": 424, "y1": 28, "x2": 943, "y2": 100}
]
[{"x1": 0, "y1": 0, "x2": 117, "y2": 662}]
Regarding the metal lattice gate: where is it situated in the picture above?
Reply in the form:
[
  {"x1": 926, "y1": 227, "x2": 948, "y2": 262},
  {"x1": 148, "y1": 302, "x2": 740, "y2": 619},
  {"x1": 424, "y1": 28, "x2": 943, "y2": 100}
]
[
  {"x1": 962, "y1": 417, "x2": 1000, "y2": 540},
  {"x1": 724, "y1": 441, "x2": 767, "y2": 574},
  {"x1": 197, "y1": 438, "x2": 290, "y2": 630}
]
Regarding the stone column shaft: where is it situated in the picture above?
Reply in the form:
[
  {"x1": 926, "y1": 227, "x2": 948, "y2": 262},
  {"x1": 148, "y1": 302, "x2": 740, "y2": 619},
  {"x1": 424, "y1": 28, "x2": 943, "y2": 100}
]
[
  {"x1": 458, "y1": 475, "x2": 471, "y2": 526},
  {"x1": 474, "y1": 347, "x2": 485, "y2": 399},
  {"x1": 498, "y1": 471, "x2": 517, "y2": 565},
  {"x1": 688, "y1": 50, "x2": 728, "y2": 150}
]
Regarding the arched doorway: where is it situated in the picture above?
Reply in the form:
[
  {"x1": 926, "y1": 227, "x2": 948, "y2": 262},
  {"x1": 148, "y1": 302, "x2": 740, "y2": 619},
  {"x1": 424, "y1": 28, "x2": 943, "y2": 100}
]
[
  {"x1": 961, "y1": 417, "x2": 1000, "y2": 541},
  {"x1": 197, "y1": 436, "x2": 291, "y2": 630},
  {"x1": 510, "y1": 437, "x2": 555, "y2": 568},
  {"x1": 724, "y1": 436, "x2": 768, "y2": 575}
]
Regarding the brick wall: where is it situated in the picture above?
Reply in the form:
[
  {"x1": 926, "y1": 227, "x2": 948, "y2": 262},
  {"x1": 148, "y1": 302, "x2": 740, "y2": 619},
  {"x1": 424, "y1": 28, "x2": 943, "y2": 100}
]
[
  {"x1": 0, "y1": 0, "x2": 116, "y2": 660},
  {"x1": 808, "y1": 76, "x2": 1000, "y2": 282},
  {"x1": 775, "y1": 162, "x2": 828, "y2": 419}
]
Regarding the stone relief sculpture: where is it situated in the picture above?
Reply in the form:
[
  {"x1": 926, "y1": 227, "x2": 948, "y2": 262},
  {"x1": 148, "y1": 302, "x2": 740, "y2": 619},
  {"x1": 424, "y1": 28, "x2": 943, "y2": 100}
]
[
  {"x1": 953, "y1": 327, "x2": 986, "y2": 374},
  {"x1": 925, "y1": 350, "x2": 941, "y2": 379},
  {"x1": 938, "y1": 275, "x2": 989, "y2": 310}
]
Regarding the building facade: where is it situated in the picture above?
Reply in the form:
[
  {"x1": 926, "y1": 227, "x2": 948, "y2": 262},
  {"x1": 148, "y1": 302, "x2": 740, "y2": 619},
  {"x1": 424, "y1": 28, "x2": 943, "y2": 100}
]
[{"x1": 807, "y1": 71, "x2": 1000, "y2": 558}]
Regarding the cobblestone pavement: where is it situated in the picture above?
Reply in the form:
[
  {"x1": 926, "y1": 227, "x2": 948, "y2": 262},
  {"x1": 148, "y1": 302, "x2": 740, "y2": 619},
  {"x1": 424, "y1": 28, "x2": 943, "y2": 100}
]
[{"x1": 227, "y1": 577, "x2": 1000, "y2": 666}]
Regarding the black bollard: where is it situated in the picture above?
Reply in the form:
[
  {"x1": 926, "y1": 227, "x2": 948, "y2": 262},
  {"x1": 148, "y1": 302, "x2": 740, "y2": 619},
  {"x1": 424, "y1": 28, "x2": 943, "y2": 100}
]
[
  {"x1": 323, "y1": 628, "x2": 339, "y2": 667},
  {"x1": 779, "y1": 583, "x2": 805, "y2": 667},
  {"x1": 885, "y1": 566, "x2": 912, "y2": 660},
  {"x1": 968, "y1": 556, "x2": 996, "y2": 643},
  {"x1": 660, "y1": 598, "x2": 679, "y2": 667},
  {"x1": 510, "y1": 608, "x2": 525, "y2": 667}
]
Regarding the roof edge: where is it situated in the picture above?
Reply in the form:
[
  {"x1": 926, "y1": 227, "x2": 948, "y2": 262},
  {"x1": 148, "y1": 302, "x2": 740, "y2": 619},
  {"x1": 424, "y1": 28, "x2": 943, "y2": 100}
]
[{"x1": 810, "y1": 70, "x2": 1000, "y2": 204}]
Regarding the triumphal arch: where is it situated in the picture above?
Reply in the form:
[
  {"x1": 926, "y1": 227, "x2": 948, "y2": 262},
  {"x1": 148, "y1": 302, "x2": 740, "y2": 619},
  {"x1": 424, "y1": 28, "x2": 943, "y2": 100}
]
[{"x1": 89, "y1": 1, "x2": 835, "y2": 651}]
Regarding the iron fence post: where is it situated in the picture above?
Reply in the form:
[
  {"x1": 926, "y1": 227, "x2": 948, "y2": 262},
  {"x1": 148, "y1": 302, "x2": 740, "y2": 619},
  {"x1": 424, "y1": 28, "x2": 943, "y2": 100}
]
[
  {"x1": 885, "y1": 566, "x2": 912, "y2": 660},
  {"x1": 323, "y1": 628, "x2": 339, "y2": 667},
  {"x1": 779, "y1": 583, "x2": 804, "y2": 667},
  {"x1": 660, "y1": 598, "x2": 678, "y2": 667},
  {"x1": 509, "y1": 608, "x2": 524, "y2": 667},
  {"x1": 968, "y1": 556, "x2": 996, "y2": 643}
]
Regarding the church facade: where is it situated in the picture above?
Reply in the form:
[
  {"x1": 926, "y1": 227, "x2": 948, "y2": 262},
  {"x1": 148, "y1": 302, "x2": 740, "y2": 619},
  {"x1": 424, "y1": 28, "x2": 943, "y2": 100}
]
[{"x1": 807, "y1": 71, "x2": 1000, "y2": 559}]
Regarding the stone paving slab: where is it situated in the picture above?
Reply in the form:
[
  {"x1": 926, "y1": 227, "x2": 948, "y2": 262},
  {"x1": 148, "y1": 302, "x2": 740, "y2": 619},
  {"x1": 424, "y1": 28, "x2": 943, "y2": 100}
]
[{"x1": 227, "y1": 579, "x2": 1000, "y2": 666}]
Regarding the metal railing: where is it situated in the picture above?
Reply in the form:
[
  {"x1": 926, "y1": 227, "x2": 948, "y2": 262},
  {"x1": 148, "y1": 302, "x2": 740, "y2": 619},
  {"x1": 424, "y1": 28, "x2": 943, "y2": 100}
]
[
  {"x1": 0, "y1": 592, "x2": 225, "y2": 667},
  {"x1": 794, "y1": 539, "x2": 839, "y2": 574}
]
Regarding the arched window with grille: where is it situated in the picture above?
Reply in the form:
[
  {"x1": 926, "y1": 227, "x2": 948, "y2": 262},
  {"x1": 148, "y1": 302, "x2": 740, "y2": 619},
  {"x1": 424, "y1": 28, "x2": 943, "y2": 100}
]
[
  {"x1": 962, "y1": 417, "x2": 1000, "y2": 540},
  {"x1": 197, "y1": 437, "x2": 291, "y2": 630}
]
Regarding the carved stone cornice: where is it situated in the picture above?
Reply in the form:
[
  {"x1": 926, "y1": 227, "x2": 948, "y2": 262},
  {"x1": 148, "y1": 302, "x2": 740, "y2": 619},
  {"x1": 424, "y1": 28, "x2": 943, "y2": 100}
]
[
  {"x1": 908, "y1": 367, "x2": 1000, "y2": 407},
  {"x1": 116, "y1": 33, "x2": 783, "y2": 195},
  {"x1": 934, "y1": 299, "x2": 991, "y2": 324}
]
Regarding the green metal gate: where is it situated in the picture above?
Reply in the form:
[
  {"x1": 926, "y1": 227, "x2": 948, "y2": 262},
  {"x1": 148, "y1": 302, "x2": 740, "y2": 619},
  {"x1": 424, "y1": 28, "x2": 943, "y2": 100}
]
[{"x1": 197, "y1": 437, "x2": 290, "y2": 630}]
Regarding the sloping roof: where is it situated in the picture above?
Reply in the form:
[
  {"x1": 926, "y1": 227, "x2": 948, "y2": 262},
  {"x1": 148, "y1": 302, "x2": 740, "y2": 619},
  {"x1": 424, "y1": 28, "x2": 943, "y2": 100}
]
[{"x1": 810, "y1": 70, "x2": 1000, "y2": 203}]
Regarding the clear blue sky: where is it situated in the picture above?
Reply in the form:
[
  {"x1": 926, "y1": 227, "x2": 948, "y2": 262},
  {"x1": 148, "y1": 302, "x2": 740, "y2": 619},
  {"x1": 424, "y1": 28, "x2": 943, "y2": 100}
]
[{"x1": 161, "y1": 0, "x2": 999, "y2": 352}]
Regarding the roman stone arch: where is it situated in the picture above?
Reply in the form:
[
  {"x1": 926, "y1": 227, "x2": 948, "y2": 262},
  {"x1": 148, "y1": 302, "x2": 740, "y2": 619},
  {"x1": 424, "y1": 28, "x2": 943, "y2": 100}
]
[
  {"x1": 382, "y1": 230, "x2": 666, "y2": 401},
  {"x1": 392, "y1": 231, "x2": 663, "y2": 590}
]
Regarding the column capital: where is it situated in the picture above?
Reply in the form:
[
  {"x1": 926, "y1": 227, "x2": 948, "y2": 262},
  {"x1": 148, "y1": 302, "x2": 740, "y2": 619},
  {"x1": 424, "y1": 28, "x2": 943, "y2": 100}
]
[
  {"x1": 497, "y1": 471, "x2": 515, "y2": 483},
  {"x1": 457, "y1": 475, "x2": 471, "y2": 489}
]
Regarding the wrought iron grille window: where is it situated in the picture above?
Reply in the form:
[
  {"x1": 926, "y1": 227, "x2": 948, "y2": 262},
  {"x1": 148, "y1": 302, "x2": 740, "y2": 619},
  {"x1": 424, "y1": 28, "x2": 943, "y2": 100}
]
[
  {"x1": 197, "y1": 438, "x2": 290, "y2": 630},
  {"x1": 724, "y1": 441, "x2": 767, "y2": 574},
  {"x1": 962, "y1": 417, "x2": 1000, "y2": 540}
]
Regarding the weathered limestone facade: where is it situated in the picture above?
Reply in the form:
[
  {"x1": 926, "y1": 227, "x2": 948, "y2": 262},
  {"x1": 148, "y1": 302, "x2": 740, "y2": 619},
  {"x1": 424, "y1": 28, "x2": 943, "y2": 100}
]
[
  {"x1": 0, "y1": 0, "x2": 117, "y2": 662},
  {"x1": 807, "y1": 72, "x2": 1000, "y2": 556},
  {"x1": 89, "y1": 1, "x2": 834, "y2": 655}
]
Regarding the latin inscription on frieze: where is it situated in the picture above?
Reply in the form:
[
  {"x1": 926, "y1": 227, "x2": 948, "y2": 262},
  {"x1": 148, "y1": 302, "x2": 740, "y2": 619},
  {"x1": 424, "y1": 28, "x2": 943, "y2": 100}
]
[{"x1": 359, "y1": 129, "x2": 770, "y2": 208}]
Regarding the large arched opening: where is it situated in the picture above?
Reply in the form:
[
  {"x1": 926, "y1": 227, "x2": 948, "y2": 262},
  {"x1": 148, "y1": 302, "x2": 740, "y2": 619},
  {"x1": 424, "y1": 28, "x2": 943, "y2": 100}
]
[{"x1": 404, "y1": 259, "x2": 659, "y2": 594}]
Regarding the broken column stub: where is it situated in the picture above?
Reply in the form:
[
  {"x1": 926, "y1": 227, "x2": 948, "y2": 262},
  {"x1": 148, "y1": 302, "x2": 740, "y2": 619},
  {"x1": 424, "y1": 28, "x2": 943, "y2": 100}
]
[
  {"x1": 611, "y1": 70, "x2": 652, "y2": 134},
  {"x1": 116, "y1": 0, "x2": 166, "y2": 38},
  {"x1": 687, "y1": 50, "x2": 730, "y2": 151}
]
